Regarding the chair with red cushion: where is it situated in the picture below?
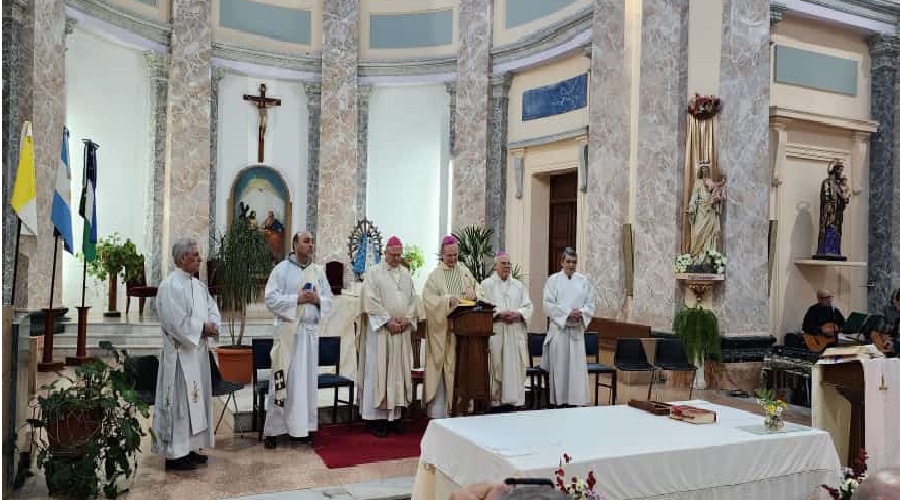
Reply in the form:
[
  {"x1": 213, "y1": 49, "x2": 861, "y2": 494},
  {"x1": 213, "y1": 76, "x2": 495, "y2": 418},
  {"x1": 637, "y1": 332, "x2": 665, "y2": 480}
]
[{"x1": 126, "y1": 257, "x2": 157, "y2": 316}]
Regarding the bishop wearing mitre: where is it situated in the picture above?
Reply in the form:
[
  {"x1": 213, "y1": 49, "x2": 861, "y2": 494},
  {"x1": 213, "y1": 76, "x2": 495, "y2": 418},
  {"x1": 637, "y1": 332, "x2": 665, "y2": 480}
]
[{"x1": 359, "y1": 236, "x2": 417, "y2": 437}]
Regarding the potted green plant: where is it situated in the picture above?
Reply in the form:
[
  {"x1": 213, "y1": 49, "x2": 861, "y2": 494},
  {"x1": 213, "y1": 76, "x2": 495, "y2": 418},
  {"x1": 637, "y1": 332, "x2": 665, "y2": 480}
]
[
  {"x1": 672, "y1": 305, "x2": 721, "y2": 389},
  {"x1": 212, "y1": 219, "x2": 274, "y2": 383},
  {"x1": 24, "y1": 341, "x2": 148, "y2": 499},
  {"x1": 81, "y1": 233, "x2": 144, "y2": 317},
  {"x1": 401, "y1": 244, "x2": 425, "y2": 277},
  {"x1": 451, "y1": 225, "x2": 495, "y2": 283}
]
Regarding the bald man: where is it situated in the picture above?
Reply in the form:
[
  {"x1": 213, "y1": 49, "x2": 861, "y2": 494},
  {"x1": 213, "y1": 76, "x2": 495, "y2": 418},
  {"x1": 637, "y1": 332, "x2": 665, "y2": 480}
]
[
  {"x1": 262, "y1": 231, "x2": 333, "y2": 449},
  {"x1": 802, "y1": 289, "x2": 845, "y2": 348}
]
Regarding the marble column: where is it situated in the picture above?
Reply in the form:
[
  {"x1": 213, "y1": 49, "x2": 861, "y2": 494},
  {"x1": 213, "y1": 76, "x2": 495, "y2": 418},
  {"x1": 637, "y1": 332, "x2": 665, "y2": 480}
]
[
  {"x1": 452, "y1": 0, "x2": 492, "y2": 229},
  {"x1": 2, "y1": 0, "x2": 27, "y2": 305},
  {"x1": 487, "y1": 73, "x2": 510, "y2": 251},
  {"x1": 717, "y1": 0, "x2": 770, "y2": 334},
  {"x1": 304, "y1": 82, "x2": 322, "y2": 235},
  {"x1": 867, "y1": 35, "x2": 899, "y2": 311},
  {"x1": 209, "y1": 66, "x2": 225, "y2": 252},
  {"x1": 439, "y1": 82, "x2": 457, "y2": 236},
  {"x1": 162, "y1": 0, "x2": 212, "y2": 274},
  {"x1": 317, "y1": 0, "x2": 359, "y2": 265},
  {"x1": 447, "y1": 82, "x2": 457, "y2": 154},
  {"x1": 143, "y1": 51, "x2": 167, "y2": 287},
  {"x1": 585, "y1": 0, "x2": 630, "y2": 319},
  {"x1": 769, "y1": 4, "x2": 786, "y2": 28},
  {"x1": 357, "y1": 85, "x2": 372, "y2": 218},
  {"x1": 631, "y1": 0, "x2": 689, "y2": 329},
  {"x1": 17, "y1": 0, "x2": 68, "y2": 309}
]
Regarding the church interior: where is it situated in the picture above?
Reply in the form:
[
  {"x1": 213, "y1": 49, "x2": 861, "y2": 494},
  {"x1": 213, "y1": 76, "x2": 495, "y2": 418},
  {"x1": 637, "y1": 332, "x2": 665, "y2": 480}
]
[{"x1": 3, "y1": 0, "x2": 900, "y2": 499}]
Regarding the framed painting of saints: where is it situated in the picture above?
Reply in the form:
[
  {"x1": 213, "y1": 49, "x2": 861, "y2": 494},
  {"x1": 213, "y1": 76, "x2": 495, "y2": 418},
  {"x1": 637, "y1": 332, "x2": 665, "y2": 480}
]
[{"x1": 227, "y1": 165, "x2": 292, "y2": 261}]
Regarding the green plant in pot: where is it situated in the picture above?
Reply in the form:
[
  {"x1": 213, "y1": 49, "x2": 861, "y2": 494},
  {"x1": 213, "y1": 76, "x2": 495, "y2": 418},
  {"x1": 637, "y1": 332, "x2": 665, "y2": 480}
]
[
  {"x1": 672, "y1": 306, "x2": 721, "y2": 389},
  {"x1": 80, "y1": 233, "x2": 144, "y2": 317},
  {"x1": 211, "y1": 220, "x2": 274, "y2": 383},
  {"x1": 24, "y1": 341, "x2": 148, "y2": 499},
  {"x1": 451, "y1": 225, "x2": 495, "y2": 283},
  {"x1": 401, "y1": 244, "x2": 425, "y2": 277}
]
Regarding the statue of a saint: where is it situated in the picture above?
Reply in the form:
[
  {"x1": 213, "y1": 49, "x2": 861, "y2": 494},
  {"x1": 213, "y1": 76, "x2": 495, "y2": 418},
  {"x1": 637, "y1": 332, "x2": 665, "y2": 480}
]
[
  {"x1": 686, "y1": 161, "x2": 726, "y2": 260},
  {"x1": 815, "y1": 162, "x2": 851, "y2": 259}
]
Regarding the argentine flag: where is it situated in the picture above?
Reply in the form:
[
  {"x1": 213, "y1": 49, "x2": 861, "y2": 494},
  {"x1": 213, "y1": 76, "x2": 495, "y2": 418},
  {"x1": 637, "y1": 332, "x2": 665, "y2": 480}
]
[{"x1": 51, "y1": 127, "x2": 74, "y2": 253}]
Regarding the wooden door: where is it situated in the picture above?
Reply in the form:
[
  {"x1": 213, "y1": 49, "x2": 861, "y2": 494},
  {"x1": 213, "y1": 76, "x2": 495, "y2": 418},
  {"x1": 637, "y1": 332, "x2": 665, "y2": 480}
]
[{"x1": 548, "y1": 172, "x2": 578, "y2": 276}]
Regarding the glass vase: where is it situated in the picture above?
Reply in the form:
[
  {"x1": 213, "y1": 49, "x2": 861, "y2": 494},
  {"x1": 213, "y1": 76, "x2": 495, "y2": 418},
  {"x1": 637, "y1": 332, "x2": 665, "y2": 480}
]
[{"x1": 764, "y1": 409, "x2": 784, "y2": 431}]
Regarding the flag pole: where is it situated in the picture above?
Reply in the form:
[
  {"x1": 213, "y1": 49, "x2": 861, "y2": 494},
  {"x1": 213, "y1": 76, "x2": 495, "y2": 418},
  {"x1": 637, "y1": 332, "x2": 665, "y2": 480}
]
[
  {"x1": 67, "y1": 255, "x2": 93, "y2": 366},
  {"x1": 38, "y1": 234, "x2": 64, "y2": 372},
  {"x1": 10, "y1": 219, "x2": 21, "y2": 306}
]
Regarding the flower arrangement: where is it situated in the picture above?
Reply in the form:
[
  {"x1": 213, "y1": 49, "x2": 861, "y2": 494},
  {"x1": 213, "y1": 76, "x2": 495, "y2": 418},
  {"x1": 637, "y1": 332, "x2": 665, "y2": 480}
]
[
  {"x1": 673, "y1": 251, "x2": 726, "y2": 275},
  {"x1": 687, "y1": 93, "x2": 721, "y2": 120},
  {"x1": 822, "y1": 449, "x2": 867, "y2": 500},
  {"x1": 755, "y1": 389, "x2": 787, "y2": 431},
  {"x1": 554, "y1": 453, "x2": 606, "y2": 500}
]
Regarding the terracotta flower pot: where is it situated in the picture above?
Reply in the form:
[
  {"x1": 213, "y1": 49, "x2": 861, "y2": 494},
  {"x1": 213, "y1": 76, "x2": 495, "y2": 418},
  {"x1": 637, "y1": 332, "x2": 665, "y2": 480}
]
[
  {"x1": 216, "y1": 345, "x2": 253, "y2": 383},
  {"x1": 47, "y1": 408, "x2": 103, "y2": 457}
]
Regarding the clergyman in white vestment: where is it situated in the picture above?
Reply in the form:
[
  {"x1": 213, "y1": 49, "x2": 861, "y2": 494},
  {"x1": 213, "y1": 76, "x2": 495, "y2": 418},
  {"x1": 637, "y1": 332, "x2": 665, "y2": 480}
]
[
  {"x1": 263, "y1": 231, "x2": 333, "y2": 449},
  {"x1": 541, "y1": 247, "x2": 596, "y2": 407},
  {"x1": 481, "y1": 252, "x2": 534, "y2": 409},
  {"x1": 152, "y1": 237, "x2": 220, "y2": 471},
  {"x1": 359, "y1": 236, "x2": 416, "y2": 437},
  {"x1": 422, "y1": 235, "x2": 481, "y2": 419}
]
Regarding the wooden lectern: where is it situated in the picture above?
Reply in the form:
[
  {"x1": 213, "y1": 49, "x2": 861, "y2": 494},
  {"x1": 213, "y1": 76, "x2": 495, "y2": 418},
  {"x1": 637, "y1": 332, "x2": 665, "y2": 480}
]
[{"x1": 449, "y1": 305, "x2": 495, "y2": 417}]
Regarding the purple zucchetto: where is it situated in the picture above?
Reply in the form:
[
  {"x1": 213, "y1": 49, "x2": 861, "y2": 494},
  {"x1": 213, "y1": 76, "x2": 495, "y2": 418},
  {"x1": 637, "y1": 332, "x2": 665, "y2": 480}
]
[
  {"x1": 386, "y1": 236, "x2": 402, "y2": 247},
  {"x1": 441, "y1": 235, "x2": 458, "y2": 246}
]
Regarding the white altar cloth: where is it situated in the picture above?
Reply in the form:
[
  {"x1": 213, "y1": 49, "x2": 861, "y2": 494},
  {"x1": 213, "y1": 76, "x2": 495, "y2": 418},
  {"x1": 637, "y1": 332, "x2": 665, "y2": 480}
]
[{"x1": 412, "y1": 401, "x2": 841, "y2": 500}]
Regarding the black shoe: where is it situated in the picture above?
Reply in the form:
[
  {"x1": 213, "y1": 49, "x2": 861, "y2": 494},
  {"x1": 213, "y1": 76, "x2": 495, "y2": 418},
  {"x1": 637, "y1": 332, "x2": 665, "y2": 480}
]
[
  {"x1": 264, "y1": 436, "x2": 277, "y2": 449},
  {"x1": 372, "y1": 422, "x2": 389, "y2": 438},
  {"x1": 289, "y1": 435, "x2": 312, "y2": 444},
  {"x1": 188, "y1": 451, "x2": 208, "y2": 464},
  {"x1": 388, "y1": 421, "x2": 405, "y2": 435},
  {"x1": 165, "y1": 456, "x2": 198, "y2": 471}
]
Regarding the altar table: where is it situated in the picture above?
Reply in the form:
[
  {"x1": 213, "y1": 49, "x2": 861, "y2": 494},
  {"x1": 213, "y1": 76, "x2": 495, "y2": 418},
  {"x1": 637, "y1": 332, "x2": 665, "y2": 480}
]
[{"x1": 411, "y1": 401, "x2": 841, "y2": 500}]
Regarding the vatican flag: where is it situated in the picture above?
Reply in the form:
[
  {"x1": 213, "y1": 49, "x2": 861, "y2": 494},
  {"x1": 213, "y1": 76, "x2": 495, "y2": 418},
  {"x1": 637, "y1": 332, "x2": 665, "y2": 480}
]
[{"x1": 11, "y1": 121, "x2": 37, "y2": 235}]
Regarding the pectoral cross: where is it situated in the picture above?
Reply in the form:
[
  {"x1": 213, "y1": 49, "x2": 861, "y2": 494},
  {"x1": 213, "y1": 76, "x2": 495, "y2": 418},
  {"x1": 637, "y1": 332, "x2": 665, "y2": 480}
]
[
  {"x1": 243, "y1": 83, "x2": 282, "y2": 163},
  {"x1": 192, "y1": 381, "x2": 200, "y2": 403}
]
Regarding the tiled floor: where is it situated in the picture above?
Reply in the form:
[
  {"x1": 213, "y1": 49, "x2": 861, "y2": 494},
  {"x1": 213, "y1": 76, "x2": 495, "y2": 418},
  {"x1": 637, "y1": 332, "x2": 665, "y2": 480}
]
[{"x1": 12, "y1": 368, "x2": 810, "y2": 500}]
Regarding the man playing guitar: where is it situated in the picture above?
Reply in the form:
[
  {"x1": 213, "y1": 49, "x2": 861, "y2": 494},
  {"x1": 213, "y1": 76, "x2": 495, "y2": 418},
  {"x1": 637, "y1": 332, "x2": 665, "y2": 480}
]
[{"x1": 802, "y1": 289, "x2": 845, "y2": 352}]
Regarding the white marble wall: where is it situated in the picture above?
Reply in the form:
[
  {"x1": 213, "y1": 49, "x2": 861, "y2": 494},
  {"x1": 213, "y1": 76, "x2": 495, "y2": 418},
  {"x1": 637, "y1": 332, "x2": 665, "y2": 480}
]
[
  {"x1": 584, "y1": 0, "x2": 630, "y2": 319},
  {"x1": 631, "y1": 0, "x2": 689, "y2": 330},
  {"x1": 23, "y1": 0, "x2": 66, "y2": 309},
  {"x1": 317, "y1": 0, "x2": 359, "y2": 265},
  {"x1": 717, "y1": 0, "x2": 770, "y2": 333},
  {"x1": 452, "y1": 0, "x2": 491, "y2": 229},
  {"x1": 162, "y1": 0, "x2": 212, "y2": 273}
]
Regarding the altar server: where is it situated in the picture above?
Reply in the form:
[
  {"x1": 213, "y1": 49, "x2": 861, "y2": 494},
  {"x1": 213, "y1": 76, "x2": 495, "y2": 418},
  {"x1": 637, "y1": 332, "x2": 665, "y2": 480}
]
[
  {"x1": 422, "y1": 235, "x2": 481, "y2": 418},
  {"x1": 153, "y1": 237, "x2": 220, "y2": 471},
  {"x1": 541, "y1": 247, "x2": 596, "y2": 407},
  {"x1": 262, "y1": 231, "x2": 332, "y2": 449},
  {"x1": 481, "y1": 252, "x2": 533, "y2": 409},
  {"x1": 359, "y1": 236, "x2": 417, "y2": 436}
]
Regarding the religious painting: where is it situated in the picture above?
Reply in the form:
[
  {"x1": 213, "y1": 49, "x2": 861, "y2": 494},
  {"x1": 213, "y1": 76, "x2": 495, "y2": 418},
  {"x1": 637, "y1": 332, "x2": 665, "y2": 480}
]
[{"x1": 228, "y1": 165, "x2": 292, "y2": 261}]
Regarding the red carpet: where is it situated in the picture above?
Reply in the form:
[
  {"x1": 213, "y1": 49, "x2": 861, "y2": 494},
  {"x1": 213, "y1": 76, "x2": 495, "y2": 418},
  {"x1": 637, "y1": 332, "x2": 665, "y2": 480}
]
[{"x1": 313, "y1": 419, "x2": 429, "y2": 469}]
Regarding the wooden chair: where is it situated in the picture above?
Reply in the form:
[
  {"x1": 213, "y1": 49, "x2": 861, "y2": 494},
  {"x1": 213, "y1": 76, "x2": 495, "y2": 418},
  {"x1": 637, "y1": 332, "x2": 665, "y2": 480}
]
[
  {"x1": 325, "y1": 261, "x2": 344, "y2": 296},
  {"x1": 526, "y1": 333, "x2": 549, "y2": 409},
  {"x1": 126, "y1": 257, "x2": 157, "y2": 316},
  {"x1": 318, "y1": 337, "x2": 354, "y2": 424},
  {"x1": 251, "y1": 338, "x2": 273, "y2": 441},
  {"x1": 410, "y1": 320, "x2": 426, "y2": 415},
  {"x1": 585, "y1": 332, "x2": 617, "y2": 405}
]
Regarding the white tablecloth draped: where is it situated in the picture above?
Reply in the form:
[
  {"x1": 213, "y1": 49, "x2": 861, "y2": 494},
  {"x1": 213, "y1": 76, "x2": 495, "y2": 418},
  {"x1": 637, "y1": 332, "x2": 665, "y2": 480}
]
[
  {"x1": 812, "y1": 357, "x2": 900, "y2": 472},
  {"x1": 412, "y1": 401, "x2": 842, "y2": 500}
]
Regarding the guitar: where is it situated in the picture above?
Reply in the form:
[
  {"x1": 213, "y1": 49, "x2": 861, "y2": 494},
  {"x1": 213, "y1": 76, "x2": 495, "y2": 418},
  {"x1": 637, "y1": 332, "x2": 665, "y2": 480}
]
[
  {"x1": 803, "y1": 322, "x2": 839, "y2": 352},
  {"x1": 871, "y1": 330, "x2": 895, "y2": 354}
]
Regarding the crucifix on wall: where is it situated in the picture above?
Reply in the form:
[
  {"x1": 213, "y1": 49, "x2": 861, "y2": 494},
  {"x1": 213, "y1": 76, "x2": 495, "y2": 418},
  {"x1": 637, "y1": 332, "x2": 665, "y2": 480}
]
[{"x1": 243, "y1": 83, "x2": 282, "y2": 163}]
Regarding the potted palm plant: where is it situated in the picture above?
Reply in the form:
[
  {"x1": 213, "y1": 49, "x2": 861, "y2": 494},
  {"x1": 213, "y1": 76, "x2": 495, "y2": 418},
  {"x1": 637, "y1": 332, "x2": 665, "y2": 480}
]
[
  {"x1": 452, "y1": 225, "x2": 495, "y2": 283},
  {"x1": 81, "y1": 233, "x2": 144, "y2": 317},
  {"x1": 212, "y1": 219, "x2": 274, "y2": 383},
  {"x1": 24, "y1": 341, "x2": 148, "y2": 499}
]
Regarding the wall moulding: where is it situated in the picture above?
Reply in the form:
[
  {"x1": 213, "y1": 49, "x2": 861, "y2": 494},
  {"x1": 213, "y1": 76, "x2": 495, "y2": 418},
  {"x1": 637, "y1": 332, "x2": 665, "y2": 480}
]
[
  {"x1": 213, "y1": 42, "x2": 322, "y2": 74},
  {"x1": 784, "y1": 143, "x2": 850, "y2": 163},
  {"x1": 770, "y1": 106, "x2": 879, "y2": 133},
  {"x1": 507, "y1": 127, "x2": 587, "y2": 150},
  {"x1": 65, "y1": 0, "x2": 169, "y2": 48}
]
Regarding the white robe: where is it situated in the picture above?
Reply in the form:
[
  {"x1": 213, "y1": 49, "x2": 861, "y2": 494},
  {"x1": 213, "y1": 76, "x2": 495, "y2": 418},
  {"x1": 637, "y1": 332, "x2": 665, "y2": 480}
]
[
  {"x1": 481, "y1": 273, "x2": 533, "y2": 407},
  {"x1": 359, "y1": 262, "x2": 417, "y2": 422},
  {"x1": 152, "y1": 268, "x2": 219, "y2": 459},
  {"x1": 541, "y1": 271, "x2": 596, "y2": 406},
  {"x1": 263, "y1": 257, "x2": 332, "y2": 438}
]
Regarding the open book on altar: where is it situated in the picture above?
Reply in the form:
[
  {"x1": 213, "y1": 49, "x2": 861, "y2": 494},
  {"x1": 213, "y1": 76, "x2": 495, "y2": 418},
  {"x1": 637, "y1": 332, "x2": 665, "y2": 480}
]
[{"x1": 668, "y1": 404, "x2": 717, "y2": 424}]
